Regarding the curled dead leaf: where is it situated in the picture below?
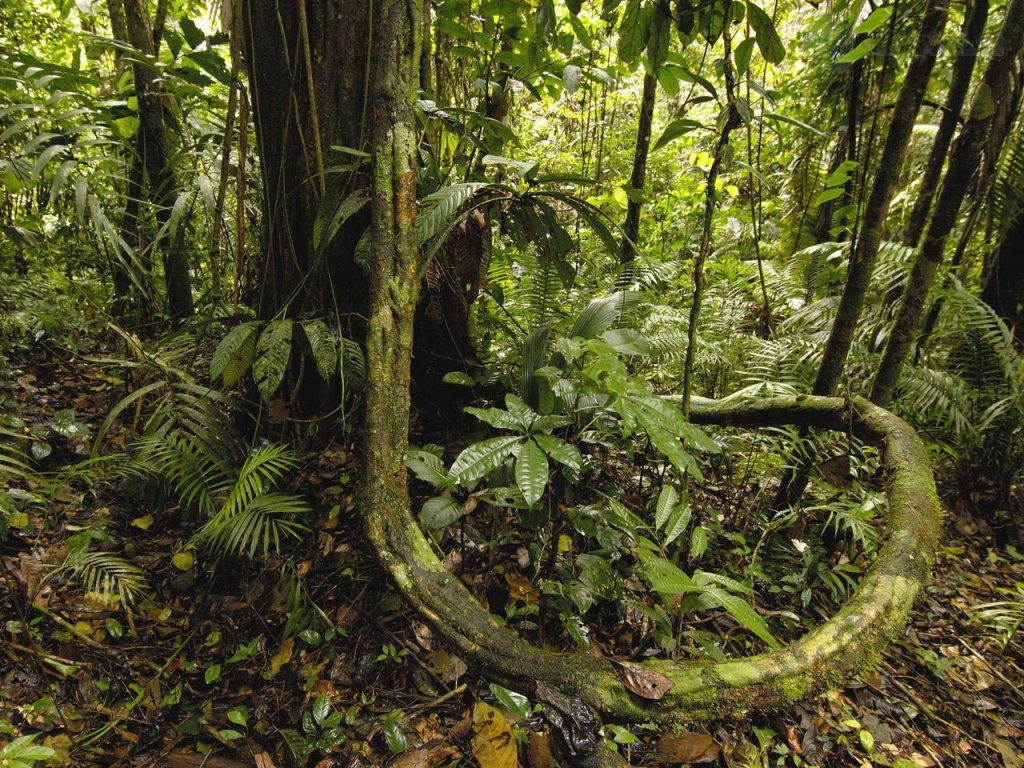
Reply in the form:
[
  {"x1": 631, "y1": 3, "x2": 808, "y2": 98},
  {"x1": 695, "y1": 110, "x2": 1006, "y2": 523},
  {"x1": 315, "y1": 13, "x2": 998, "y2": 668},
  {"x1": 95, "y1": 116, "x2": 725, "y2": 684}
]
[
  {"x1": 653, "y1": 732, "x2": 720, "y2": 764},
  {"x1": 610, "y1": 659, "x2": 674, "y2": 700}
]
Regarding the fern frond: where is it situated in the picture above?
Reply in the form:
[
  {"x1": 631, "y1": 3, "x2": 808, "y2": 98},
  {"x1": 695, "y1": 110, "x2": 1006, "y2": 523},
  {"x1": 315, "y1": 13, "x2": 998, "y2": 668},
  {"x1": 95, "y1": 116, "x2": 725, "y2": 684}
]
[{"x1": 895, "y1": 367, "x2": 975, "y2": 439}]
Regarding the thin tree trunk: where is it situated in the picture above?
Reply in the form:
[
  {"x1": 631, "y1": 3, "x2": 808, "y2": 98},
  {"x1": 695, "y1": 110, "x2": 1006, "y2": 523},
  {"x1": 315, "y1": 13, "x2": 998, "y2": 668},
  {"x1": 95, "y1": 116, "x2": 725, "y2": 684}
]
[
  {"x1": 420, "y1": 0, "x2": 432, "y2": 95},
  {"x1": 903, "y1": 0, "x2": 989, "y2": 247},
  {"x1": 123, "y1": 0, "x2": 195, "y2": 324},
  {"x1": 682, "y1": 13, "x2": 742, "y2": 419},
  {"x1": 871, "y1": 0, "x2": 1024, "y2": 405},
  {"x1": 618, "y1": 72, "x2": 657, "y2": 280},
  {"x1": 812, "y1": 0, "x2": 949, "y2": 397},
  {"x1": 209, "y1": 0, "x2": 244, "y2": 300}
]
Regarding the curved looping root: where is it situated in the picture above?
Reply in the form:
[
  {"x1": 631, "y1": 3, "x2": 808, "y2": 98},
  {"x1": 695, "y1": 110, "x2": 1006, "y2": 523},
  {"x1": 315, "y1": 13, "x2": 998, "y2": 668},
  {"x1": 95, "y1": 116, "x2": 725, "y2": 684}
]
[{"x1": 361, "y1": 394, "x2": 940, "y2": 724}]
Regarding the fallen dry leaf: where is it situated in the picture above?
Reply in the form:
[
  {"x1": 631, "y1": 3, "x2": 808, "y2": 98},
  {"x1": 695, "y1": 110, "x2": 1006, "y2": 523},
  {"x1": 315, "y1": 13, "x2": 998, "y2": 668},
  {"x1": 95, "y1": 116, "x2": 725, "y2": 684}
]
[
  {"x1": 527, "y1": 729, "x2": 558, "y2": 768},
  {"x1": 653, "y1": 732, "x2": 720, "y2": 764},
  {"x1": 611, "y1": 660, "x2": 674, "y2": 700},
  {"x1": 388, "y1": 741, "x2": 459, "y2": 768},
  {"x1": 472, "y1": 701, "x2": 519, "y2": 768},
  {"x1": 254, "y1": 753, "x2": 278, "y2": 768}
]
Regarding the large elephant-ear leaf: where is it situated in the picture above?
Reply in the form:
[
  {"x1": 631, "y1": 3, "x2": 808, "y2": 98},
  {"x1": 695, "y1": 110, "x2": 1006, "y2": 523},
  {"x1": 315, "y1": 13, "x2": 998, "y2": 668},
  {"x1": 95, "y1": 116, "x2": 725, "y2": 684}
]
[
  {"x1": 211, "y1": 321, "x2": 261, "y2": 386},
  {"x1": 253, "y1": 320, "x2": 294, "y2": 402},
  {"x1": 302, "y1": 319, "x2": 339, "y2": 382}
]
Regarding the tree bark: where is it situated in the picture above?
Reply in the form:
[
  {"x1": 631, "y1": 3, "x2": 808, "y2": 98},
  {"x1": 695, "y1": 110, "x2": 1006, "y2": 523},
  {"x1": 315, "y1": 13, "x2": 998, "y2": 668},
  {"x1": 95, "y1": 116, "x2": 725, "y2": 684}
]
[
  {"x1": 903, "y1": 0, "x2": 989, "y2": 248},
  {"x1": 813, "y1": 0, "x2": 949, "y2": 397},
  {"x1": 618, "y1": 71, "x2": 656, "y2": 279},
  {"x1": 242, "y1": 0, "x2": 371, "y2": 324},
  {"x1": 980, "y1": 198, "x2": 1024, "y2": 338},
  {"x1": 871, "y1": 0, "x2": 1024, "y2": 405},
  {"x1": 123, "y1": 0, "x2": 195, "y2": 324}
]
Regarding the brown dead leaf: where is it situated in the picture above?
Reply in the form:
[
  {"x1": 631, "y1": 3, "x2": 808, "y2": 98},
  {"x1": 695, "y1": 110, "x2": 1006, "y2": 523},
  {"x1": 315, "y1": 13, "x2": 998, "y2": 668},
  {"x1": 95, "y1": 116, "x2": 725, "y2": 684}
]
[
  {"x1": 611, "y1": 660, "x2": 674, "y2": 700},
  {"x1": 388, "y1": 741, "x2": 459, "y2": 768},
  {"x1": 449, "y1": 708, "x2": 473, "y2": 740},
  {"x1": 993, "y1": 736, "x2": 1024, "y2": 768},
  {"x1": 505, "y1": 572, "x2": 540, "y2": 603},
  {"x1": 527, "y1": 729, "x2": 558, "y2": 768},
  {"x1": 268, "y1": 398, "x2": 289, "y2": 424},
  {"x1": 653, "y1": 732, "x2": 720, "y2": 764},
  {"x1": 426, "y1": 650, "x2": 468, "y2": 683},
  {"x1": 472, "y1": 701, "x2": 519, "y2": 768},
  {"x1": 268, "y1": 636, "x2": 294, "y2": 676},
  {"x1": 254, "y1": 753, "x2": 278, "y2": 768},
  {"x1": 413, "y1": 621, "x2": 434, "y2": 650}
]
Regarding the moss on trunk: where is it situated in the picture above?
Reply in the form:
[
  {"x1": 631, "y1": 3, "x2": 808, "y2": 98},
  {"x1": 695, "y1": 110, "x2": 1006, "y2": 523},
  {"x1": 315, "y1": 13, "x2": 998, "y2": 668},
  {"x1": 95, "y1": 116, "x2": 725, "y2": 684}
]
[{"x1": 358, "y1": 0, "x2": 940, "y2": 730}]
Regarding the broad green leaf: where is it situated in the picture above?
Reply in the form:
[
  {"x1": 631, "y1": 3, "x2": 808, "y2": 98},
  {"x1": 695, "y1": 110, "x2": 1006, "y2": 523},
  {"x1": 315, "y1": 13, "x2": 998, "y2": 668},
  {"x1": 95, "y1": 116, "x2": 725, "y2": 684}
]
[
  {"x1": 734, "y1": 37, "x2": 756, "y2": 76},
  {"x1": 312, "y1": 694, "x2": 331, "y2": 726},
  {"x1": 815, "y1": 186, "x2": 846, "y2": 205},
  {"x1": 654, "y1": 118, "x2": 704, "y2": 151},
  {"x1": 450, "y1": 436, "x2": 522, "y2": 486},
  {"x1": 837, "y1": 38, "x2": 877, "y2": 64},
  {"x1": 406, "y1": 449, "x2": 451, "y2": 487},
  {"x1": 640, "y1": 552, "x2": 699, "y2": 595},
  {"x1": 617, "y1": 0, "x2": 649, "y2": 64},
  {"x1": 420, "y1": 496, "x2": 463, "y2": 529},
  {"x1": 504, "y1": 393, "x2": 537, "y2": 429},
  {"x1": 211, "y1": 321, "x2": 260, "y2": 385},
  {"x1": 663, "y1": 504, "x2": 692, "y2": 545},
  {"x1": 533, "y1": 434, "x2": 582, "y2": 471},
  {"x1": 854, "y1": 6, "x2": 892, "y2": 35},
  {"x1": 253, "y1": 320, "x2": 293, "y2": 401},
  {"x1": 690, "y1": 525, "x2": 708, "y2": 559},
  {"x1": 568, "y1": 291, "x2": 641, "y2": 341},
  {"x1": 488, "y1": 683, "x2": 532, "y2": 719},
  {"x1": 645, "y1": 3, "x2": 672, "y2": 71},
  {"x1": 515, "y1": 438, "x2": 548, "y2": 507},
  {"x1": 443, "y1": 371, "x2": 476, "y2": 386},
  {"x1": 746, "y1": 3, "x2": 785, "y2": 63},
  {"x1": 655, "y1": 486, "x2": 679, "y2": 530},
  {"x1": 302, "y1": 319, "x2": 338, "y2": 382},
  {"x1": 602, "y1": 328, "x2": 651, "y2": 355},
  {"x1": 465, "y1": 405, "x2": 522, "y2": 431},
  {"x1": 698, "y1": 582, "x2": 780, "y2": 648}
]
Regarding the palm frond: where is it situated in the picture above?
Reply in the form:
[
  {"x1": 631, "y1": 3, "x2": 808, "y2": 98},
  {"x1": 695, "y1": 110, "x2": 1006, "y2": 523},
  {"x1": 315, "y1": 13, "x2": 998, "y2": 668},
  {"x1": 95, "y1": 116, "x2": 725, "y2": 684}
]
[{"x1": 60, "y1": 549, "x2": 147, "y2": 606}]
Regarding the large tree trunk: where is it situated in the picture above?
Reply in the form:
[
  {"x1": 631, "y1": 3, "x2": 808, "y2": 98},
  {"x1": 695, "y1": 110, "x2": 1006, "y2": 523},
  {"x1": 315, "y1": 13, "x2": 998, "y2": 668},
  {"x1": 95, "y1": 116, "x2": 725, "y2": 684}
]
[
  {"x1": 871, "y1": 0, "x2": 1024, "y2": 405},
  {"x1": 242, "y1": 0, "x2": 371, "y2": 325},
  {"x1": 813, "y1": 0, "x2": 949, "y2": 397},
  {"x1": 902, "y1": 0, "x2": 989, "y2": 248},
  {"x1": 981, "y1": 203, "x2": 1024, "y2": 338},
  {"x1": 123, "y1": 0, "x2": 194, "y2": 325}
]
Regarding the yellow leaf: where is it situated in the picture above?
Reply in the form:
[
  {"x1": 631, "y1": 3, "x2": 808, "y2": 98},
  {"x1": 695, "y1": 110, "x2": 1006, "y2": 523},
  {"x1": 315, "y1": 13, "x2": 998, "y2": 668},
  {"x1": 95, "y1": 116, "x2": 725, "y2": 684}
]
[
  {"x1": 171, "y1": 551, "x2": 195, "y2": 571},
  {"x1": 558, "y1": 535, "x2": 572, "y2": 553},
  {"x1": 269, "y1": 637, "x2": 295, "y2": 677},
  {"x1": 472, "y1": 701, "x2": 519, "y2": 768},
  {"x1": 132, "y1": 514, "x2": 154, "y2": 530}
]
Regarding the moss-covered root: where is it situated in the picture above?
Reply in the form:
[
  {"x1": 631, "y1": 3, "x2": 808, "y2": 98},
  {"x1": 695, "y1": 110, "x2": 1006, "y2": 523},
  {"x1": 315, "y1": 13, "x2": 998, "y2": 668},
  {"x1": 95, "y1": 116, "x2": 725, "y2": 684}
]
[
  {"x1": 363, "y1": 384, "x2": 939, "y2": 724},
  {"x1": 356, "y1": 11, "x2": 939, "y2": 719}
]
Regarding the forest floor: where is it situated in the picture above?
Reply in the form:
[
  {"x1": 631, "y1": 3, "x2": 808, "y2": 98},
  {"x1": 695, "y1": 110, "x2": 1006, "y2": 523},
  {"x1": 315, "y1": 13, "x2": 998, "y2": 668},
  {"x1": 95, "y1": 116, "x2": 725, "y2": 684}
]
[{"x1": 1, "y1": 344, "x2": 1023, "y2": 768}]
